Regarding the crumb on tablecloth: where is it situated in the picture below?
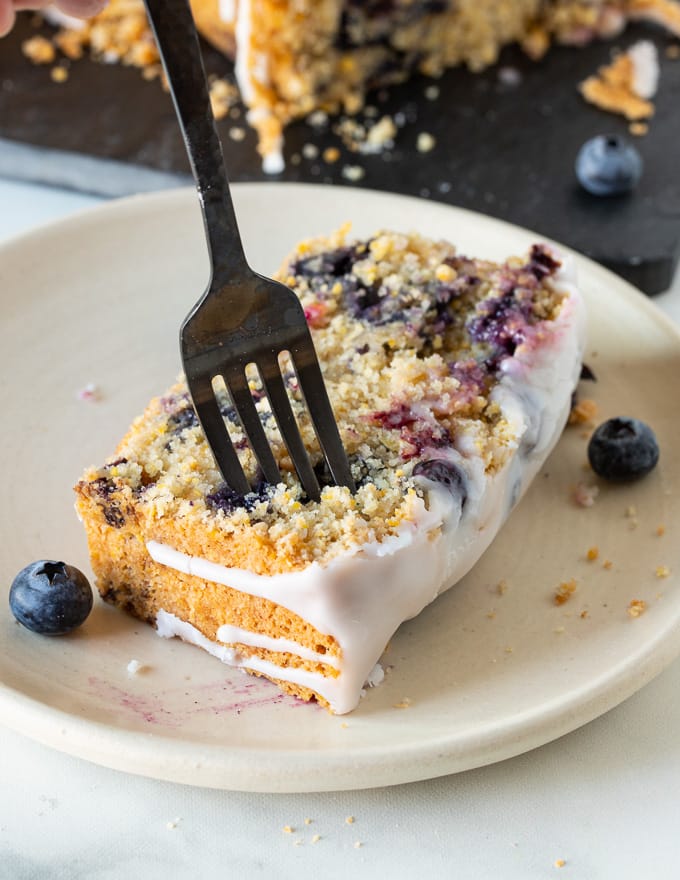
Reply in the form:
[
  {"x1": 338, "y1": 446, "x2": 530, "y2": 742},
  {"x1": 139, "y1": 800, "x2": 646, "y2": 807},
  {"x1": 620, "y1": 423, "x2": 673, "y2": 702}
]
[{"x1": 554, "y1": 579, "x2": 577, "y2": 605}]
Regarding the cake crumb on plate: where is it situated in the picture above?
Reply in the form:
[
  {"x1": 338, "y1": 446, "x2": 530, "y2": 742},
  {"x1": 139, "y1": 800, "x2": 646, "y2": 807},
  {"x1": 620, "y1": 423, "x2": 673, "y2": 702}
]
[
  {"x1": 554, "y1": 579, "x2": 577, "y2": 605},
  {"x1": 573, "y1": 482, "x2": 599, "y2": 507},
  {"x1": 126, "y1": 659, "x2": 146, "y2": 676},
  {"x1": 568, "y1": 397, "x2": 598, "y2": 425},
  {"x1": 627, "y1": 599, "x2": 647, "y2": 618},
  {"x1": 77, "y1": 382, "x2": 100, "y2": 402}
]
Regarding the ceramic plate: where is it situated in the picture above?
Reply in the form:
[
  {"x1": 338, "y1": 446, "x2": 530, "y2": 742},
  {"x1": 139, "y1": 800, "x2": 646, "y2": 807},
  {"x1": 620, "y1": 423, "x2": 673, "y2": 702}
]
[{"x1": 1, "y1": 185, "x2": 679, "y2": 793}]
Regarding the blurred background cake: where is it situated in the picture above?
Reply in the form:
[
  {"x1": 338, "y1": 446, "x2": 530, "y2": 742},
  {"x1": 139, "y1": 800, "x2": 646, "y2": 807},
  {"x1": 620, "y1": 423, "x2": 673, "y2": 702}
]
[{"x1": 34, "y1": 0, "x2": 680, "y2": 170}]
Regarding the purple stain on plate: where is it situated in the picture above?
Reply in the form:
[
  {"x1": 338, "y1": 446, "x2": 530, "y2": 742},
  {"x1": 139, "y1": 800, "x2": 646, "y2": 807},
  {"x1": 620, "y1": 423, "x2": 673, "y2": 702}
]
[{"x1": 87, "y1": 676, "x2": 180, "y2": 727}]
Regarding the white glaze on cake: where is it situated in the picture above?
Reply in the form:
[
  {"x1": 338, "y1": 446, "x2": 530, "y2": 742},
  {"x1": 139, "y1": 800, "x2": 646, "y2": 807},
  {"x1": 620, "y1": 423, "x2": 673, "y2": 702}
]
[
  {"x1": 232, "y1": 0, "x2": 254, "y2": 104},
  {"x1": 218, "y1": 0, "x2": 236, "y2": 23},
  {"x1": 628, "y1": 40, "x2": 660, "y2": 99},
  {"x1": 223, "y1": 0, "x2": 285, "y2": 173},
  {"x1": 147, "y1": 260, "x2": 586, "y2": 714}
]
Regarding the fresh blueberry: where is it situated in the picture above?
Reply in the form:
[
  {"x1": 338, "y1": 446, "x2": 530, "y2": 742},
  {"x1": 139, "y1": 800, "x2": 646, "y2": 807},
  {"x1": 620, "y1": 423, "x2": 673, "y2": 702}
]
[
  {"x1": 587, "y1": 417, "x2": 659, "y2": 482},
  {"x1": 412, "y1": 459, "x2": 467, "y2": 506},
  {"x1": 575, "y1": 135, "x2": 643, "y2": 196},
  {"x1": 9, "y1": 560, "x2": 93, "y2": 635}
]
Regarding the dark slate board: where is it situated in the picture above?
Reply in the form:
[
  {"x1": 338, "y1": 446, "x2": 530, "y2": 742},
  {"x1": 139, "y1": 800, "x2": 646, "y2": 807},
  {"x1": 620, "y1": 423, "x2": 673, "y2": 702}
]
[{"x1": 1, "y1": 14, "x2": 679, "y2": 294}]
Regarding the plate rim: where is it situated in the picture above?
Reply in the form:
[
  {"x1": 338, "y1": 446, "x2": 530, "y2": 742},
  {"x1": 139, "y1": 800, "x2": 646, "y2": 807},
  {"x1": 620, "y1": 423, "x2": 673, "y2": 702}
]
[{"x1": 2, "y1": 182, "x2": 680, "y2": 792}]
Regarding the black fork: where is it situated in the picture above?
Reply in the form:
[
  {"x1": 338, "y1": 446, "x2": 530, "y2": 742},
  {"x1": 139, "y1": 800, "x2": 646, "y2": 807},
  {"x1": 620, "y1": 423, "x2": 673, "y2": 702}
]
[{"x1": 143, "y1": 0, "x2": 355, "y2": 501}]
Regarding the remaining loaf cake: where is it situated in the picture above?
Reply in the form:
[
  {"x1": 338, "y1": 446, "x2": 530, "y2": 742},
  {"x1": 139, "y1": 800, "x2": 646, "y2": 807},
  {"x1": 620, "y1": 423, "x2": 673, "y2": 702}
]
[
  {"x1": 75, "y1": 227, "x2": 586, "y2": 713},
  {"x1": 37, "y1": 0, "x2": 680, "y2": 170},
  {"x1": 188, "y1": 0, "x2": 680, "y2": 169}
]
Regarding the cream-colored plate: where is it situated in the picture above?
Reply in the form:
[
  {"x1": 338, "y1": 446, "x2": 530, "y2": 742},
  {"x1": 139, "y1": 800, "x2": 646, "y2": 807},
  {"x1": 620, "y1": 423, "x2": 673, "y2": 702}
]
[{"x1": 1, "y1": 185, "x2": 679, "y2": 793}]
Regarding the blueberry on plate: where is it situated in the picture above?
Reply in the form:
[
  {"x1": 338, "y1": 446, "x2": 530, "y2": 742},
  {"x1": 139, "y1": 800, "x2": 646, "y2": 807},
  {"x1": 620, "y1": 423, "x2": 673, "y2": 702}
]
[
  {"x1": 575, "y1": 135, "x2": 643, "y2": 197},
  {"x1": 587, "y1": 417, "x2": 659, "y2": 482},
  {"x1": 9, "y1": 560, "x2": 93, "y2": 635}
]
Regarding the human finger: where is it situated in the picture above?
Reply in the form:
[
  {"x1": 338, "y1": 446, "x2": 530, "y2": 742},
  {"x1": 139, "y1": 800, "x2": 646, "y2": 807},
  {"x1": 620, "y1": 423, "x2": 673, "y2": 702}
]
[
  {"x1": 54, "y1": 0, "x2": 107, "y2": 18},
  {"x1": 0, "y1": 0, "x2": 16, "y2": 37}
]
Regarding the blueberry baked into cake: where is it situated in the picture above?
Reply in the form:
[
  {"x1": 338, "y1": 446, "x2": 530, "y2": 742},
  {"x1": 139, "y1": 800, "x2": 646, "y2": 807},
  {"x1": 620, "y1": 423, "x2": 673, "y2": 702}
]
[{"x1": 75, "y1": 228, "x2": 585, "y2": 713}]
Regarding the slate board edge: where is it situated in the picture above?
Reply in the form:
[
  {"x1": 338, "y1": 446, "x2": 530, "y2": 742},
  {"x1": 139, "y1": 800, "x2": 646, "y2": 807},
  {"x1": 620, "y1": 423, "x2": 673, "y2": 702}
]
[{"x1": 2, "y1": 135, "x2": 676, "y2": 296}]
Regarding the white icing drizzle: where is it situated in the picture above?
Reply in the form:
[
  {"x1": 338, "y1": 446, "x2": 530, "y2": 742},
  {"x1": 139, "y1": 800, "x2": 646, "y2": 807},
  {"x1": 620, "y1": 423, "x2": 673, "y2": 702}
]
[
  {"x1": 157, "y1": 610, "x2": 334, "y2": 695},
  {"x1": 261, "y1": 148, "x2": 285, "y2": 175},
  {"x1": 215, "y1": 622, "x2": 340, "y2": 668},
  {"x1": 233, "y1": 0, "x2": 255, "y2": 105},
  {"x1": 147, "y1": 260, "x2": 586, "y2": 714},
  {"x1": 224, "y1": 0, "x2": 285, "y2": 174},
  {"x1": 218, "y1": 0, "x2": 236, "y2": 23},
  {"x1": 628, "y1": 40, "x2": 660, "y2": 99}
]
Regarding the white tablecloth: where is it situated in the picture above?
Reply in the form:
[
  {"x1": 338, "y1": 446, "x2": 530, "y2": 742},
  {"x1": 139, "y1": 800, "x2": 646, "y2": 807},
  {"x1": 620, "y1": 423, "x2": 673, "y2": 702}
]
[{"x1": 1, "y1": 178, "x2": 679, "y2": 880}]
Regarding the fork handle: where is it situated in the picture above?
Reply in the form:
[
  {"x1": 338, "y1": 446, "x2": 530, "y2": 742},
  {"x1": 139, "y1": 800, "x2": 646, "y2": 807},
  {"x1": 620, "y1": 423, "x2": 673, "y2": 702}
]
[{"x1": 143, "y1": 0, "x2": 250, "y2": 285}]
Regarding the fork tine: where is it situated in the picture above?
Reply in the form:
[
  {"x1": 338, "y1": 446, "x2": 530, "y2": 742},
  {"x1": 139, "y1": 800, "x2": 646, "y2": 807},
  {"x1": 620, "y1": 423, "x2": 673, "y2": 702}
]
[
  {"x1": 222, "y1": 365, "x2": 282, "y2": 487},
  {"x1": 290, "y1": 346, "x2": 356, "y2": 493},
  {"x1": 185, "y1": 371, "x2": 251, "y2": 496},
  {"x1": 258, "y1": 357, "x2": 322, "y2": 502}
]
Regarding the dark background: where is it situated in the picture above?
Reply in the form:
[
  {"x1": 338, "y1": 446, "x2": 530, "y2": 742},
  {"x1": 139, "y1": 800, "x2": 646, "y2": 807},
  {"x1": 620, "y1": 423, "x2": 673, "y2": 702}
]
[{"x1": 1, "y1": 14, "x2": 679, "y2": 294}]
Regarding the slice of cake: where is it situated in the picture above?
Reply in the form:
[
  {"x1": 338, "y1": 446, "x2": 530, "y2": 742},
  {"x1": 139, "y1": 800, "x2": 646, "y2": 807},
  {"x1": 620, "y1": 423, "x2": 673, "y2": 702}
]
[{"x1": 75, "y1": 227, "x2": 586, "y2": 714}]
